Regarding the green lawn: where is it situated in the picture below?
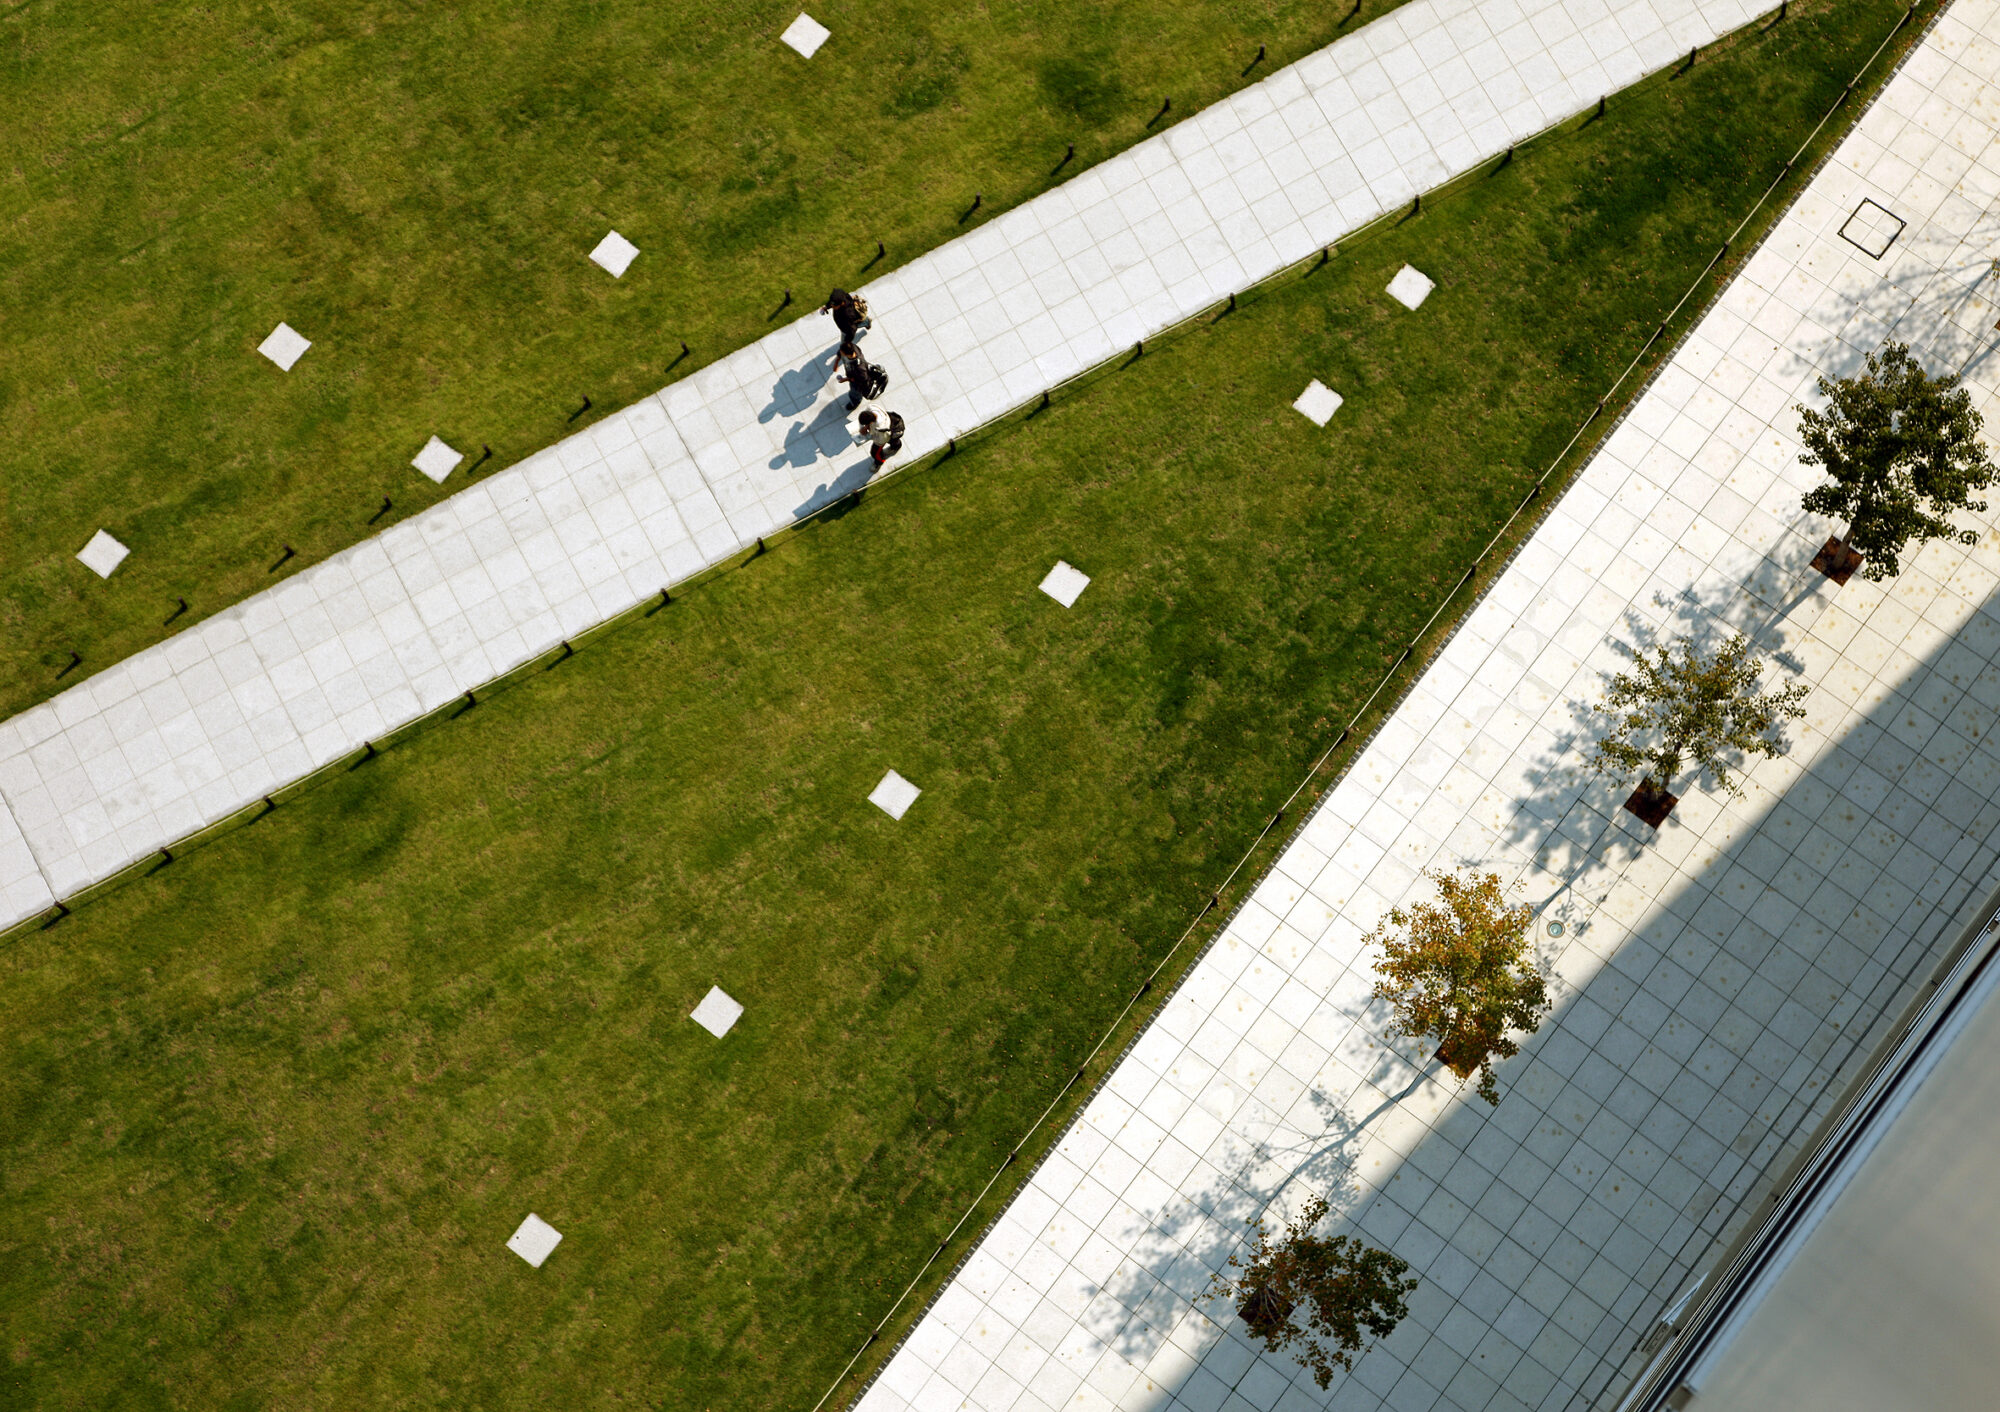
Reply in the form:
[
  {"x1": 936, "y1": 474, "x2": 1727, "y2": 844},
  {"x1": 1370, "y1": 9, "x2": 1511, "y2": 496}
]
[
  {"x1": 0, "y1": 0, "x2": 1402, "y2": 722},
  {"x1": 0, "y1": 4, "x2": 1923, "y2": 1409}
]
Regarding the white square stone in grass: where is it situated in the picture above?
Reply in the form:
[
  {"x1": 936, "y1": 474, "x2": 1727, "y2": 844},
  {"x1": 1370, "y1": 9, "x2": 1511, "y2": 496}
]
[
  {"x1": 77, "y1": 529, "x2": 130, "y2": 578},
  {"x1": 1386, "y1": 265, "x2": 1435, "y2": 310},
  {"x1": 1293, "y1": 379, "x2": 1344, "y2": 427},
  {"x1": 506, "y1": 1213, "x2": 563, "y2": 1268},
  {"x1": 690, "y1": 986, "x2": 744, "y2": 1038},
  {"x1": 781, "y1": 12, "x2": 831, "y2": 58},
  {"x1": 411, "y1": 435, "x2": 463, "y2": 484},
  {"x1": 589, "y1": 230, "x2": 640, "y2": 279},
  {"x1": 869, "y1": 769, "x2": 920, "y2": 821},
  {"x1": 257, "y1": 321, "x2": 311, "y2": 371},
  {"x1": 1039, "y1": 561, "x2": 1091, "y2": 608}
]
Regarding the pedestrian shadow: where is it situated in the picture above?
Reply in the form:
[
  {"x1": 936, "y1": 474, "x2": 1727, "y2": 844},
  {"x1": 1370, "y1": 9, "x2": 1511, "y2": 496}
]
[
  {"x1": 768, "y1": 397, "x2": 854, "y2": 471},
  {"x1": 793, "y1": 456, "x2": 878, "y2": 520},
  {"x1": 757, "y1": 347, "x2": 838, "y2": 424}
]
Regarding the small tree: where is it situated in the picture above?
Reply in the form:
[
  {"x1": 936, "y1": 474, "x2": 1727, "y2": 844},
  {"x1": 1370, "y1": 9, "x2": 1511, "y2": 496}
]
[
  {"x1": 1367, "y1": 869, "x2": 1547, "y2": 1104},
  {"x1": 1208, "y1": 1195, "x2": 1416, "y2": 1390},
  {"x1": 1797, "y1": 340, "x2": 1996, "y2": 581},
  {"x1": 1589, "y1": 634, "x2": 1808, "y2": 815}
]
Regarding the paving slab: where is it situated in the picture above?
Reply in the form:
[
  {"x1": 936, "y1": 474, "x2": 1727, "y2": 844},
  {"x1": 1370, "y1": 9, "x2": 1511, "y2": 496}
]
[
  {"x1": 1388, "y1": 264, "x2": 1437, "y2": 310},
  {"x1": 411, "y1": 436, "x2": 463, "y2": 484},
  {"x1": 1293, "y1": 379, "x2": 1344, "y2": 427},
  {"x1": 506, "y1": 1212, "x2": 563, "y2": 1267},
  {"x1": 691, "y1": 985, "x2": 745, "y2": 1038},
  {"x1": 781, "y1": 13, "x2": 830, "y2": 59},
  {"x1": 1040, "y1": 561, "x2": 1092, "y2": 608},
  {"x1": 258, "y1": 322, "x2": 310, "y2": 371},
  {"x1": 76, "y1": 530, "x2": 129, "y2": 579},
  {"x1": 590, "y1": 231, "x2": 640, "y2": 278},
  {"x1": 870, "y1": 770, "x2": 921, "y2": 821}
]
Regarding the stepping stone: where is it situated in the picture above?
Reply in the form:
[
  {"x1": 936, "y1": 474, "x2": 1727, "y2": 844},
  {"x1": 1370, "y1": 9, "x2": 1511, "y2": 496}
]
[
  {"x1": 1386, "y1": 265, "x2": 1435, "y2": 310},
  {"x1": 589, "y1": 230, "x2": 639, "y2": 279},
  {"x1": 506, "y1": 1213, "x2": 563, "y2": 1268},
  {"x1": 869, "y1": 769, "x2": 920, "y2": 821},
  {"x1": 1292, "y1": 380, "x2": 1344, "y2": 427},
  {"x1": 258, "y1": 321, "x2": 312, "y2": 372},
  {"x1": 780, "y1": 12, "x2": 830, "y2": 58},
  {"x1": 76, "y1": 529, "x2": 130, "y2": 579},
  {"x1": 690, "y1": 985, "x2": 744, "y2": 1038},
  {"x1": 411, "y1": 435, "x2": 463, "y2": 484},
  {"x1": 1039, "y1": 561, "x2": 1091, "y2": 608}
]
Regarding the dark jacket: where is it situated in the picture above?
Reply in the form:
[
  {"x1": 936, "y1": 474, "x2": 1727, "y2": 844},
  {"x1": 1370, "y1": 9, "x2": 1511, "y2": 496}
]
[
  {"x1": 837, "y1": 348, "x2": 871, "y2": 402},
  {"x1": 824, "y1": 288, "x2": 864, "y2": 342}
]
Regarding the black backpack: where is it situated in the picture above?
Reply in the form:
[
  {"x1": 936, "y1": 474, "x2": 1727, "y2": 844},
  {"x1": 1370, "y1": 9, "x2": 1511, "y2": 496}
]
[
  {"x1": 886, "y1": 410, "x2": 905, "y2": 454},
  {"x1": 864, "y1": 364, "x2": 889, "y2": 399}
]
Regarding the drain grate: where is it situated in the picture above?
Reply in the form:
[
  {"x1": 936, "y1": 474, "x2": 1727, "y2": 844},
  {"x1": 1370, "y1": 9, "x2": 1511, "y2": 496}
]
[{"x1": 1839, "y1": 197, "x2": 1906, "y2": 258}]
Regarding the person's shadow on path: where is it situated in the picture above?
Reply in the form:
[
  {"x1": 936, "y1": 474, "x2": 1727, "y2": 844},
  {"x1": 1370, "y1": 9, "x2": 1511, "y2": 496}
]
[
  {"x1": 757, "y1": 346, "x2": 840, "y2": 425},
  {"x1": 769, "y1": 396, "x2": 856, "y2": 471},
  {"x1": 793, "y1": 454, "x2": 878, "y2": 519}
]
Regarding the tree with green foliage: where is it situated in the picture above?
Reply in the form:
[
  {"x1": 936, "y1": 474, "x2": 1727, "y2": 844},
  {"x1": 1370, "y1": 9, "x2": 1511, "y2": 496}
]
[
  {"x1": 1209, "y1": 1194, "x2": 1417, "y2": 1390},
  {"x1": 1797, "y1": 341, "x2": 1997, "y2": 580},
  {"x1": 1590, "y1": 633, "x2": 1808, "y2": 802},
  {"x1": 1366, "y1": 869, "x2": 1548, "y2": 1104}
]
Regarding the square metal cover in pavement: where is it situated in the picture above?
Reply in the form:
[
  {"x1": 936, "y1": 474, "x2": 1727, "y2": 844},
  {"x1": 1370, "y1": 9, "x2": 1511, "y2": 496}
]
[{"x1": 1839, "y1": 198, "x2": 1905, "y2": 259}]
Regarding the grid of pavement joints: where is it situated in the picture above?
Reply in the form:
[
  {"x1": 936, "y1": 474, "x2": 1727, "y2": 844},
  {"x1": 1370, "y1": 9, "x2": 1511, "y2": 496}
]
[
  {"x1": 0, "y1": 0, "x2": 1766, "y2": 929},
  {"x1": 852, "y1": 7, "x2": 2000, "y2": 1412}
]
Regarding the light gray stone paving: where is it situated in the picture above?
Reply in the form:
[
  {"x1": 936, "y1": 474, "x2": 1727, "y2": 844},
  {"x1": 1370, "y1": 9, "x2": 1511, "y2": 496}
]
[
  {"x1": 871, "y1": 770, "x2": 922, "y2": 822},
  {"x1": 76, "y1": 530, "x2": 129, "y2": 579},
  {"x1": 257, "y1": 321, "x2": 310, "y2": 371},
  {"x1": 1041, "y1": 562, "x2": 1092, "y2": 609},
  {"x1": 1293, "y1": 379, "x2": 1345, "y2": 427},
  {"x1": 506, "y1": 1212, "x2": 563, "y2": 1267},
  {"x1": 1388, "y1": 264, "x2": 1437, "y2": 310},
  {"x1": 691, "y1": 985, "x2": 745, "y2": 1038},
  {"x1": 0, "y1": 0, "x2": 1766, "y2": 930},
  {"x1": 0, "y1": 800, "x2": 50, "y2": 921},
  {"x1": 590, "y1": 230, "x2": 639, "y2": 279},
  {"x1": 781, "y1": 13, "x2": 830, "y2": 59},
  {"x1": 411, "y1": 436, "x2": 463, "y2": 484},
  {"x1": 852, "y1": 7, "x2": 2000, "y2": 1412}
]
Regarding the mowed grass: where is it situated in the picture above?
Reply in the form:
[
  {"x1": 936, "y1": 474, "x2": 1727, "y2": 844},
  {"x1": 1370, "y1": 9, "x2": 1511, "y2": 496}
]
[
  {"x1": 0, "y1": 5, "x2": 1919, "y2": 1409},
  {"x1": 0, "y1": 0, "x2": 1402, "y2": 721}
]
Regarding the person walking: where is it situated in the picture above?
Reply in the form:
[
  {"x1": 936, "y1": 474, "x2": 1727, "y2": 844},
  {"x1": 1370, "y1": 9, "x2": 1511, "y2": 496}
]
[
  {"x1": 854, "y1": 409, "x2": 905, "y2": 468},
  {"x1": 819, "y1": 287, "x2": 872, "y2": 343},
  {"x1": 834, "y1": 341, "x2": 872, "y2": 411}
]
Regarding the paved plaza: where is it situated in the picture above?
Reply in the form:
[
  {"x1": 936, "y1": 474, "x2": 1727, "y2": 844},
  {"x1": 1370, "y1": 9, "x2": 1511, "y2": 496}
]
[
  {"x1": 852, "y1": 6, "x2": 2000, "y2": 1412},
  {"x1": 0, "y1": 0, "x2": 1764, "y2": 928}
]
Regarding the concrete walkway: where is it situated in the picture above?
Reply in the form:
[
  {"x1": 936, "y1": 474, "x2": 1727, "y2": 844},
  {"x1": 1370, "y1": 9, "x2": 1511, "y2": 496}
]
[
  {"x1": 850, "y1": 5, "x2": 2000, "y2": 1412},
  {"x1": 0, "y1": 0, "x2": 1763, "y2": 926}
]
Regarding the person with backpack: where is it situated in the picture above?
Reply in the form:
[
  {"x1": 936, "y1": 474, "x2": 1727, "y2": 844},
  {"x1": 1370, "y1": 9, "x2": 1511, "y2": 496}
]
[
  {"x1": 820, "y1": 288, "x2": 872, "y2": 343},
  {"x1": 833, "y1": 341, "x2": 889, "y2": 412},
  {"x1": 834, "y1": 341, "x2": 869, "y2": 411},
  {"x1": 854, "y1": 409, "x2": 905, "y2": 467}
]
